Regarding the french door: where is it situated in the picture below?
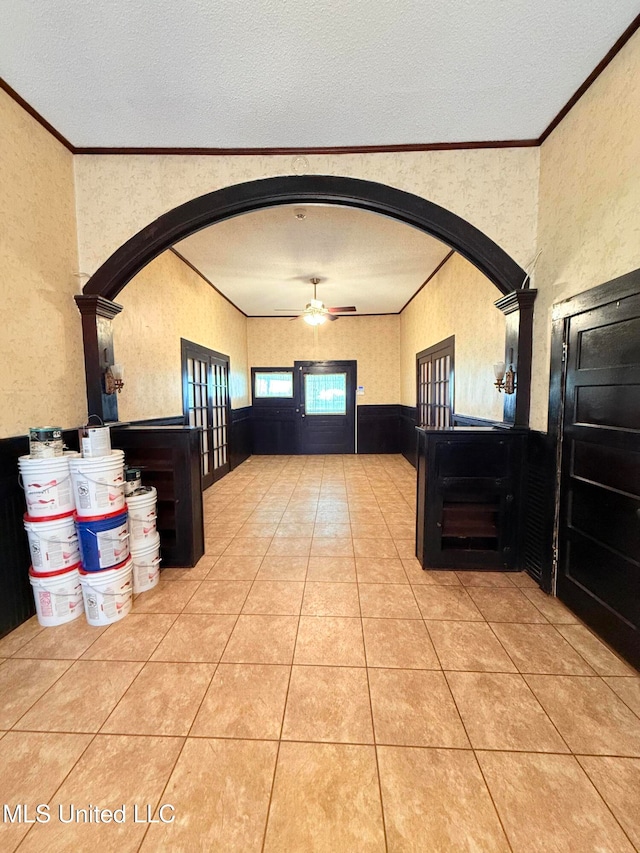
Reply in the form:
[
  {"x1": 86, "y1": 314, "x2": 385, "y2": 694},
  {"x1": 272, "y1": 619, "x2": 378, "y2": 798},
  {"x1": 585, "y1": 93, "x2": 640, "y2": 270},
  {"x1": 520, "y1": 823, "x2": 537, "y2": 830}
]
[
  {"x1": 417, "y1": 336, "x2": 454, "y2": 427},
  {"x1": 181, "y1": 339, "x2": 231, "y2": 489},
  {"x1": 294, "y1": 361, "x2": 356, "y2": 454}
]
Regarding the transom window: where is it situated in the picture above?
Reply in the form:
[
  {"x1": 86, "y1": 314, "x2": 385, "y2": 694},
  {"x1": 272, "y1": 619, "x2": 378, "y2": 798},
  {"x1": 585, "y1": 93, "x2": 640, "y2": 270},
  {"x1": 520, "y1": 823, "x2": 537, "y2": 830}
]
[{"x1": 253, "y1": 370, "x2": 294, "y2": 399}]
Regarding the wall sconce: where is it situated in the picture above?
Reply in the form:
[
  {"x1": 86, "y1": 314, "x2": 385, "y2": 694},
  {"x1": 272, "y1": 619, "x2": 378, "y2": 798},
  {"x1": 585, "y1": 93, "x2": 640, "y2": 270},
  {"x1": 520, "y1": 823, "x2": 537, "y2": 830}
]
[
  {"x1": 494, "y1": 349, "x2": 515, "y2": 394},
  {"x1": 104, "y1": 363, "x2": 125, "y2": 394}
]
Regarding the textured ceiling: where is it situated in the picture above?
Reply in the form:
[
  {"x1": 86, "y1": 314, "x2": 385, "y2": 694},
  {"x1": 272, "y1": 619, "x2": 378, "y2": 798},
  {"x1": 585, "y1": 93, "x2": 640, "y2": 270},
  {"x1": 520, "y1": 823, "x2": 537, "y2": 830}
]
[
  {"x1": 0, "y1": 1, "x2": 637, "y2": 147},
  {"x1": 173, "y1": 205, "x2": 451, "y2": 315}
]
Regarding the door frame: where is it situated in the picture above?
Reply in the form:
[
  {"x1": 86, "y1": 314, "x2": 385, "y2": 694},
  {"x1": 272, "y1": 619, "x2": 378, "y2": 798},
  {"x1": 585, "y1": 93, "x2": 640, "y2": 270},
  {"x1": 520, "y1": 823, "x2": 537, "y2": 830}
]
[
  {"x1": 547, "y1": 267, "x2": 640, "y2": 596},
  {"x1": 294, "y1": 359, "x2": 357, "y2": 455}
]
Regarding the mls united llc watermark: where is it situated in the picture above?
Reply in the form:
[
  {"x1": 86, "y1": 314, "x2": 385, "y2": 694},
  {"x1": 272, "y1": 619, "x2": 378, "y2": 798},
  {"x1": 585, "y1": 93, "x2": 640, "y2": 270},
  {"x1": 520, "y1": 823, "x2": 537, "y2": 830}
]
[{"x1": 3, "y1": 803, "x2": 175, "y2": 824}]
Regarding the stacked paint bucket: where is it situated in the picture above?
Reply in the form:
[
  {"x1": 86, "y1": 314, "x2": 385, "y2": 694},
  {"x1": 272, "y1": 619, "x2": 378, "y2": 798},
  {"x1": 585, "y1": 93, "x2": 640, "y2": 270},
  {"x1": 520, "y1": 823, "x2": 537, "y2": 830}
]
[
  {"x1": 125, "y1": 467, "x2": 161, "y2": 594},
  {"x1": 71, "y1": 422, "x2": 133, "y2": 627},
  {"x1": 19, "y1": 427, "x2": 84, "y2": 627}
]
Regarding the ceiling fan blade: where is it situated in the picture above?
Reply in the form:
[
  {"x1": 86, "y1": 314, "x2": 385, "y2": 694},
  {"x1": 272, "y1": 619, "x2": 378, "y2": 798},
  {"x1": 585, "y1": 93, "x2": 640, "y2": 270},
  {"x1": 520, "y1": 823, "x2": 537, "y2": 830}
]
[
  {"x1": 328, "y1": 306, "x2": 357, "y2": 313},
  {"x1": 325, "y1": 313, "x2": 339, "y2": 321},
  {"x1": 289, "y1": 315, "x2": 303, "y2": 321}
]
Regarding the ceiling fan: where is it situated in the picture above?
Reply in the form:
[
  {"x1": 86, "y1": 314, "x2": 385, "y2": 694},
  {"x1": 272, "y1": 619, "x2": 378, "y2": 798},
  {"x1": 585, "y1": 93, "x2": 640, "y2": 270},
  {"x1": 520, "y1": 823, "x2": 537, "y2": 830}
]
[{"x1": 274, "y1": 278, "x2": 356, "y2": 325}]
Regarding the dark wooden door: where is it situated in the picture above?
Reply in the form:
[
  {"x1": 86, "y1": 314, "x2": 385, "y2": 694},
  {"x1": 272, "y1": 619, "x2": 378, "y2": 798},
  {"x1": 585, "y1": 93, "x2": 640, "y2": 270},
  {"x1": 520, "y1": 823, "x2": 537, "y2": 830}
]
[
  {"x1": 556, "y1": 289, "x2": 640, "y2": 667},
  {"x1": 181, "y1": 340, "x2": 231, "y2": 489},
  {"x1": 295, "y1": 361, "x2": 356, "y2": 454},
  {"x1": 417, "y1": 336, "x2": 454, "y2": 428}
]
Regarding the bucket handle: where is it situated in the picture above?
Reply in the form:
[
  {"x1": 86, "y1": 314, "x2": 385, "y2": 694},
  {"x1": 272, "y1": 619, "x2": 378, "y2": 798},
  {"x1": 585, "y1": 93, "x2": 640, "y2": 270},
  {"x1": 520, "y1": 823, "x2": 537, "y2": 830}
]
[
  {"x1": 19, "y1": 471, "x2": 72, "y2": 491},
  {"x1": 29, "y1": 534, "x2": 79, "y2": 546},
  {"x1": 31, "y1": 584, "x2": 81, "y2": 598},
  {"x1": 72, "y1": 471, "x2": 124, "y2": 488},
  {"x1": 129, "y1": 511, "x2": 157, "y2": 521},
  {"x1": 85, "y1": 414, "x2": 105, "y2": 427},
  {"x1": 81, "y1": 582, "x2": 132, "y2": 597},
  {"x1": 134, "y1": 556, "x2": 162, "y2": 566},
  {"x1": 84, "y1": 529, "x2": 129, "y2": 542}
]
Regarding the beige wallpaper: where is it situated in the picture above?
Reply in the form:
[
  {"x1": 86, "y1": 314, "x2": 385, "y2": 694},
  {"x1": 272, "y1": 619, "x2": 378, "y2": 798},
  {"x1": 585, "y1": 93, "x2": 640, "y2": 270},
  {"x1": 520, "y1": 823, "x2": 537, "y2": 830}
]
[
  {"x1": 247, "y1": 315, "x2": 400, "y2": 406},
  {"x1": 532, "y1": 29, "x2": 640, "y2": 430},
  {"x1": 113, "y1": 251, "x2": 249, "y2": 419},
  {"x1": 400, "y1": 253, "x2": 505, "y2": 421},
  {"x1": 73, "y1": 148, "x2": 539, "y2": 280},
  {"x1": 0, "y1": 89, "x2": 84, "y2": 438}
]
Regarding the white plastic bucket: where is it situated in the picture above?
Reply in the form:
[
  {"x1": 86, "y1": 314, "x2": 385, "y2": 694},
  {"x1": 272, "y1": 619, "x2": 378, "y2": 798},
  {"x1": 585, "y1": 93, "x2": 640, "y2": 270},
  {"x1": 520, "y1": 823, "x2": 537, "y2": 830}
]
[
  {"x1": 29, "y1": 564, "x2": 84, "y2": 627},
  {"x1": 127, "y1": 487, "x2": 157, "y2": 546},
  {"x1": 131, "y1": 532, "x2": 161, "y2": 593},
  {"x1": 75, "y1": 509, "x2": 130, "y2": 571},
  {"x1": 69, "y1": 451, "x2": 125, "y2": 517},
  {"x1": 79, "y1": 558, "x2": 133, "y2": 627},
  {"x1": 18, "y1": 453, "x2": 78, "y2": 518},
  {"x1": 24, "y1": 512, "x2": 80, "y2": 572}
]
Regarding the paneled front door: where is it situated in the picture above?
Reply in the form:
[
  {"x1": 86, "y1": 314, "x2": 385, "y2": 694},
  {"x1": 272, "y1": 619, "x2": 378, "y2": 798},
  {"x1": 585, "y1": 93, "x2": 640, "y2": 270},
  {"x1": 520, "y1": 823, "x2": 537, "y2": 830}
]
[{"x1": 294, "y1": 360, "x2": 356, "y2": 454}]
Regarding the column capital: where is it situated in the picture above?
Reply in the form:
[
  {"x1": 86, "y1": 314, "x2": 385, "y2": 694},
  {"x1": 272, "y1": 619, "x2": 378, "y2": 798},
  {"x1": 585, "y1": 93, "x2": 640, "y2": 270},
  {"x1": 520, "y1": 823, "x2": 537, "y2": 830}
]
[
  {"x1": 75, "y1": 294, "x2": 123, "y2": 319},
  {"x1": 494, "y1": 288, "x2": 537, "y2": 316}
]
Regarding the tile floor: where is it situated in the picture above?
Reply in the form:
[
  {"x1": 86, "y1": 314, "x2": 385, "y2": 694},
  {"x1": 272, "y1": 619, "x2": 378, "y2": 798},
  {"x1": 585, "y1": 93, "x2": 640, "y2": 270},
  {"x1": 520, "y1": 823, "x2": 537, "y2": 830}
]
[{"x1": 0, "y1": 453, "x2": 639, "y2": 851}]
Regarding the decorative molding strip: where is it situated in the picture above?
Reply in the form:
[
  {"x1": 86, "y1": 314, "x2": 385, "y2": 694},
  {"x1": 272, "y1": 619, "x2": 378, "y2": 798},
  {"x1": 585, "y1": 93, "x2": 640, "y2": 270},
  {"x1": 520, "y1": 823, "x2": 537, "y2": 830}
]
[
  {"x1": 0, "y1": 77, "x2": 74, "y2": 152},
  {"x1": 170, "y1": 248, "x2": 248, "y2": 317},
  {"x1": 401, "y1": 251, "x2": 456, "y2": 312}
]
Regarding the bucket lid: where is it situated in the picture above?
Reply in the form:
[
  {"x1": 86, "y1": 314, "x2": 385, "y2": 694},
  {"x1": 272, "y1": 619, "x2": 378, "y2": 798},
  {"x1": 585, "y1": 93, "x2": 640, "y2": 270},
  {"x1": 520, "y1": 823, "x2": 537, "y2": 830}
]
[
  {"x1": 79, "y1": 555, "x2": 132, "y2": 576},
  {"x1": 19, "y1": 453, "x2": 74, "y2": 464},
  {"x1": 126, "y1": 486, "x2": 157, "y2": 501},
  {"x1": 29, "y1": 562, "x2": 82, "y2": 579},
  {"x1": 24, "y1": 510, "x2": 75, "y2": 523},
  {"x1": 74, "y1": 507, "x2": 128, "y2": 523}
]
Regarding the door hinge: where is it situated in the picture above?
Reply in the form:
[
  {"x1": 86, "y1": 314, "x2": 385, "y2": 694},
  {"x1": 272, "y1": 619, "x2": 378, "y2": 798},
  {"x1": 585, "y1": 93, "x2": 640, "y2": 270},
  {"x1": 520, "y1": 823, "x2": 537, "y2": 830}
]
[{"x1": 561, "y1": 341, "x2": 568, "y2": 363}]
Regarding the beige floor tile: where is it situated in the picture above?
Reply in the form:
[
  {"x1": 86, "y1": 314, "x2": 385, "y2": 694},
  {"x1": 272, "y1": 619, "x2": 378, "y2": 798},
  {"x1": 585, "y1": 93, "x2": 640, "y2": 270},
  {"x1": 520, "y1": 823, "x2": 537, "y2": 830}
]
[
  {"x1": 510, "y1": 571, "x2": 539, "y2": 589},
  {"x1": 522, "y1": 588, "x2": 580, "y2": 623},
  {"x1": 413, "y1": 585, "x2": 484, "y2": 621},
  {"x1": 402, "y1": 559, "x2": 462, "y2": 585},
  {"x1": 356, "y1": 558, "x2": 408, "y2": 584},
  {"x1": 141, "y1": 738, "x2": 278, "y2": 852},
  {"x1": 524, "y1": 675, "x2": 640, "y2": 756},
  {"x1": 281, "y1": 509, "x2": 318, "y2": 523},
  {"x1": 456, "y1": 571, "x2": 516, "y2": 587},
  {"x1": 101, "y1": 661, "x2": 214, "y2": 736},
  {"x1": 205, "y1": 554, "x2": 262, "y2": 580},
  {"x1": 267, "y1": 537, "x2": 312, "y2": 556},
  {"x1": 358, "y1": 583, "x2": 421, "y2": 619},
  {"x1": 19, "y1": 734, "x2": 183, "y2": 853},
  {"x1": 80, "y1": 614, "x2": 176, "y2": 662},
  {"x1": 15, "y1": 660, "x2": 143, "y2": 733},
  {"x1": 302, "y1": 582, "x2": 360, "y2": 616},
  {"x1": 273, "y1": 521, "x2": 315, "y2": 538},
  {"x1": 222, "y1": 615, "x2": 299, "y2": 664},
  {"x1": 350, "y1": 510, "x2": 384, "y2": 523},
  {"x1": 369, "y1": 669, "x2": 468, "y2": 748},
  {"x1": 282, "y1": 665, "x2": 373, "y2": 743},
  {"x1": 378, "y1": 745, "x2": 510, "y2": 852},
  {"x1": 393, "y1": 539, "x2": 416, "y2": 558},
  {"x1": 387, "y1": 523, "x2": 414, "y2": 539},
  {"x1": 150, "y1": 614, "x2": 237, "y2": 662},
  {"x1": 362, "y1": 618, "x2": 440, "y2": 669},
  {"x1": 242, "y1": 581, "x2": 304, "y2": 615},
  {"x1": 491, "y1": 623, "x2": 596, "y2": 675},
  {"x1": 224, "y1": 536, "x2": 272, "y2": 557},
  {"x1": 0, "y1": 616, "x2": 43, "y2": 657},
  {"x1": 555, "y1": 625, "x2": 636, "y2": 676},
  {"x1": 0, "y1": 659, "x2": 72, "y2": 728},
  {"x1": 0, "y1": 731, "x2": 92, "y2": 851},
  {"x1": 350, "y1": 522, "x2": 391, "y2": 538},
  {"x1": 310, "y1": 537, "x2": 354, "y2": 557},
  {"x1": 12, "y1": 617, "x2": 107, "y2": 659},
  {"x1": 477, "y1": 750, "x2": 635, "y2": 852},
  {"x1": 307, "y1": 556, "x2": 356, "y2": 582},
  {"x1": 313, "y1": 522, "x2": 352, "y2": 538},
  {"x1": 603, "y1": 676, "x2": 640, "y2": 715},
  {"x1": 353, "y1": 538, "x2": 398, "y2": 558},
  {"x1": 257, "y1": 555, "x2": 309, "y2": 581},
  {"x1": 578, "y1": 756, "x2": 640, "y2": 850},
  {"x1": 239, "y1": 520, "x2": 281, "y2": 537},
  {"x1": 191, "y1": 663, "x2": 290, "y2": 739},
  {"x1": 206, "y1": 521, "x2": 243, "y2": 538},
  {"x1": 427, "y1": 621, "x2": 518, "y2": 672},
  {"x1": 132, "y1": 580, "x2": 201, "y2": 613},
  {"x1": 468, "y1": 587, "x2": 548, "y2": 622},
  {"x1": 264, "y1": 741, "x2": 384, "y2": 852},
  {"x1": 183, "y1": 580, "x2": 252, "y2": 614},
  {"x1": 294, "y1": 616, "x2": 365, "y2": 666},
  {"x1": 162, "y1": 561, "x2": 214, "y2": 581},
  {"x1": 202, "y1": 536, "x2": 234, "y2": 555},
  {"x1": 447, "y1": 671, "x2": 569, "y2": 752}
]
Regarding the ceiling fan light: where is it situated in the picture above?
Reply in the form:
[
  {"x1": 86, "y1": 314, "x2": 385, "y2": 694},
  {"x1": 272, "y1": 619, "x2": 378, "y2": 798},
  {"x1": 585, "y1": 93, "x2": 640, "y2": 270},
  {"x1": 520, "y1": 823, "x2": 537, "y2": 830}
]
[{"x1": 303, "y1": 313, "x2": 326, "y2": 326}]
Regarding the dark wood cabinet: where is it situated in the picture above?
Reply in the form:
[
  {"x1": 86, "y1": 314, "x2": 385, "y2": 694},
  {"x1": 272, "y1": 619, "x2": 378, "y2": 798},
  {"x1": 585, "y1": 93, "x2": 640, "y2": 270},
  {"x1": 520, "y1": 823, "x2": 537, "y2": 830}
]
[{"x1": 416, "y1": 426, "x2": 525, "y2": 571}]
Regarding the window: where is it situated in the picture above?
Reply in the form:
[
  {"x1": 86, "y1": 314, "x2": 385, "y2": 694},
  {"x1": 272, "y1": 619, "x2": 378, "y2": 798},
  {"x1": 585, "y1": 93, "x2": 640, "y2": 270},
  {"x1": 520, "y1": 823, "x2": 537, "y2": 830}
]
[
  {"x1": 417, "y1": 336, "x2": 454, "y2": 428},
  {"x1": 253, "y1": 370, "x2": 294, "y2": 399},
  {"x1": 304, "y1": 373, "x2": 347, "y2": 415}
]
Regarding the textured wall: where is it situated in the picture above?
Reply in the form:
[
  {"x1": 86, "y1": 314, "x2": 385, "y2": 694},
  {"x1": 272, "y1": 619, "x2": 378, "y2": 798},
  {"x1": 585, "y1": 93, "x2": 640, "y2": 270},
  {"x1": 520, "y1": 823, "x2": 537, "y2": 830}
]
[
  {"x1": 400, "y1": 253, "x2": 505, "y2": 421},
  {"x1": 0, "y1": 88, "x2": 84, "y2": 437},
  {"x1": 532, "y1": 29, "x2": 640, "y2": 430},
  {"x1": 247, "y1": 315, "x2": 400, "y2": 406},
  {"x1": 113, "y1": 251, "x2": 249, "y2": 418}
]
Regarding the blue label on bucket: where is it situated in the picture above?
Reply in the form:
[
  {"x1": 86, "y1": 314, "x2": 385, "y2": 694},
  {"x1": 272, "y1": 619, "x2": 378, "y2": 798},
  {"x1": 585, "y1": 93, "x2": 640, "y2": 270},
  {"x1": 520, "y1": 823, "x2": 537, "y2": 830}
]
[{"x1": 76, "y1": 510, "x2": 129, "y2": 571}]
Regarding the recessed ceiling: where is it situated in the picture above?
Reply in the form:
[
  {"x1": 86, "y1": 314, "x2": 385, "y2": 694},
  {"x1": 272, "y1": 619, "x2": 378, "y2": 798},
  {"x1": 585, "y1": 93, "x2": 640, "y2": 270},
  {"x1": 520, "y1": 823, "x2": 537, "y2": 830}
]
[
  {"x1": 0, "y1": 2, "x2": 637, "y2": 148},
  {"x1": 173, "y1": 205, "x2": 451, "y2": 315}
]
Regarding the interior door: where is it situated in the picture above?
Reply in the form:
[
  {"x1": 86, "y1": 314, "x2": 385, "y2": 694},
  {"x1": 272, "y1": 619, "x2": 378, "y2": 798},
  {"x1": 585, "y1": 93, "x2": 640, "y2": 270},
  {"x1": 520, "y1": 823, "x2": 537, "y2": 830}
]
[
  {"x1": 556, "y1": 290, "x2": 640, "y2": 667},
  {"x1": 295, "y1": 360, "x2": 356, "y2": 454},
  {"x1": 182, "y1": 339, "x2": 231, "y2": 489}
]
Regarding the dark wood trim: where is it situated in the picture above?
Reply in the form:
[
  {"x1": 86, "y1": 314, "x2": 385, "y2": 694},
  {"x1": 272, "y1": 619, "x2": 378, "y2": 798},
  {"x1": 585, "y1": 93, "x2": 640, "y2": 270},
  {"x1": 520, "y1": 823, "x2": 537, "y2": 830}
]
[
  {"x1": 229, "y1": 406, "x2": 252, "y2": 469},
  {"x1": 357, "y1": 404, "x2": 401, "y2": 454},
  {"x1": 0, "y1": 77, "x2": 74, "y2": 152},
  {"x1": 495, "y1": 289, "x2": 537, "y2": 427},
  {"x1": 170, "y1": 249, "x2": 248, "y2": 317},
  {"x1": 74, "y1": 295, "x2": 124, "y2": 421},
  {"x1": 82, "y1": 176, "x2": 527, "y2": 304},
  {"x1": 400, "y1": 251, "x2": 456, "y2": 312},
  {"x1": 539, "y1": 13, "x2": 640, "y2": 144},
  {"x1": 551, "y1": 267, "x2": 640, "y2": 320},
  {"x1": 452, "y1": 413, "x2": 510, "y2": 428},
  {"x1": 249, "y1": 312, "x2": 404, "y2": 318}
]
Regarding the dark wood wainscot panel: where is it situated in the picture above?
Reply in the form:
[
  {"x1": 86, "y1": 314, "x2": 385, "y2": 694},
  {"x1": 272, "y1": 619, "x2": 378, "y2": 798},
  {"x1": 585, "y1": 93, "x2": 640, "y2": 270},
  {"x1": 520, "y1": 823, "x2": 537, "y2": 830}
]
[
  {"x1": 416, "y1": 427, "x2": 525, "y2": 571},
  {"x1": 111, "y1": 426, "x2": 204, "y2": 568},
  {"x1": 400, "y1": 406, "x2": 418, "y2": 467},
  {"x1": 229, "y1": 407, "x2": 253, "y2": 469},
  {"x1": 357, "y1": 405, "x2": 400, "y2": 454},
  {"x1": 252, "y1": 408, "x2": 297, "y2": 455}
]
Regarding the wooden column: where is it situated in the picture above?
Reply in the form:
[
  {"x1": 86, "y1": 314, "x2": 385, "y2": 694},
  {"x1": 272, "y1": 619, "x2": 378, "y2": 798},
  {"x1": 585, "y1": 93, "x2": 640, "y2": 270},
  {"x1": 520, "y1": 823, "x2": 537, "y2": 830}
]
[
  {"x1": 494, "y1": 289, "x2": 537, "y2": 427},
  {"x1": 75, "y1": 295, "x2": 123, "y2": 422}
]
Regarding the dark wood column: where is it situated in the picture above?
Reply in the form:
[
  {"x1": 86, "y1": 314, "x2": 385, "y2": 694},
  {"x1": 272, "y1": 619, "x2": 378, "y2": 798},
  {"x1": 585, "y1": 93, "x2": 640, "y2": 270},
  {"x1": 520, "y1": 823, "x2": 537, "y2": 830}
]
[
  {"x1": 494, "y1": 289, "x2": 537, "y2": 426},
  {"x1": 75, "y1": 295, "x2": 123, "y2": 422}
]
